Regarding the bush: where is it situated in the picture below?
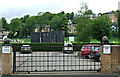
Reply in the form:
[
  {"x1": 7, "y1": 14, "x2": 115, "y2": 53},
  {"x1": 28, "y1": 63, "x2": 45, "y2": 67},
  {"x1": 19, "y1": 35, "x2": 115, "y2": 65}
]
[
  {"x1": 12, "y1": 43, "x2": 84, "y2": 51},
  {"x1": 12, "y1": 43, "x2": 100, "y2": 52}
]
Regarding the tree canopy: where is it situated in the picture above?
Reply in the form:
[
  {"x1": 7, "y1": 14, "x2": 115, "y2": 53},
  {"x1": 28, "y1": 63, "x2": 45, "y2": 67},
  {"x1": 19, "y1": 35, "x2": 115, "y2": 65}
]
[{"x1": 91, "y1": 15, "x2": 111, "y2": 42}]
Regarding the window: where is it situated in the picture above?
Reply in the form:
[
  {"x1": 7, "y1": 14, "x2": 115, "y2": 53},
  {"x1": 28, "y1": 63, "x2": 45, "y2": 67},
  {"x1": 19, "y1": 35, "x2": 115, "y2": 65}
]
[
  {"x1": 74, "y1": 29, "x2": 76, "y2": 32},
  {"x1": 69, "y1": 30, "x2": 71, "y2": 32},
  {"x1": 44, "y1": 28, "x2": 47, "y2": 31},
  {"x1": 69, "y1": 26, "x2": 71, "y2": 29},
  {"x1": 88, "y1": 46, "x2": 92, "y2": 49},
  {"x1": 82, "y1": 46, "x2": 85, "y2": 49}
]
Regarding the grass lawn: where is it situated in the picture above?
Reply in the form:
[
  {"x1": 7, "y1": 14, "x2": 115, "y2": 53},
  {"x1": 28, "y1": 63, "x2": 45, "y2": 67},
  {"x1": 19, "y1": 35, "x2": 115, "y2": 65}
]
[
  {"x1": 12, "y1": 38, "x2": 31, "y2": 43},
  {"x1": 65, "y1": 37, "x2": 120, "y2": 43},
  {"x1": 10, "y1": 36, "x2": 120, "y2": 44}
]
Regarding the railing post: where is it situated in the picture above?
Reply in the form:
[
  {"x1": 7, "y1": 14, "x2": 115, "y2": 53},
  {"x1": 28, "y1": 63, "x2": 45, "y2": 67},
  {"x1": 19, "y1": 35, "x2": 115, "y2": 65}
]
[
  {"x1": 1, "y1": 44, "x2": 12, "y2": 75},
  {"x1": 13, "y1": 47, "x2": 16, "y2": 74}
]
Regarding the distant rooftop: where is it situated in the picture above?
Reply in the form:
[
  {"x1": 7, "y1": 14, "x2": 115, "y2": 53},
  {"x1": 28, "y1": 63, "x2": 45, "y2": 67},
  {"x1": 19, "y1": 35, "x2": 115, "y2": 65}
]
[{"x1": 103, "y1": 12, "x2": 117, "y2": 15}]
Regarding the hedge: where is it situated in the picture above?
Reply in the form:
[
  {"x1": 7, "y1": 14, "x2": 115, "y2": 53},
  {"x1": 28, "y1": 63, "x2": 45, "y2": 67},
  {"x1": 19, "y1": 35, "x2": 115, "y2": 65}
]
[{"x1": 12, "y1": 43, "x2": 86, "y2": 51}]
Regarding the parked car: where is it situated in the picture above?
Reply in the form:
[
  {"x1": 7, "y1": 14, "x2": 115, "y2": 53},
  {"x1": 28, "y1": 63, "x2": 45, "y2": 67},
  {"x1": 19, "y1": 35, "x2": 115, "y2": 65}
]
[
  {"x1": 80, "y1": 45, "x2": 101, "y2": 59},
  {"x1": 90, "y1": 51, "x2": 101, "y2": 62},
  {"x1": 63, "y1": 43, "x2": 73, "y2": 53}
]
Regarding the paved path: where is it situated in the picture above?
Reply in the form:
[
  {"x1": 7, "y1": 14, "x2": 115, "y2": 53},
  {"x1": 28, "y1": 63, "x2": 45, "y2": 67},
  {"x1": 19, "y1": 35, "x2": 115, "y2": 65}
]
[
  {"x1": 14, "y1": 51, "x2": 101, "y2": 73},
  {"x1": 1, "y1": 74, "x2": 120, "y2": 77}
]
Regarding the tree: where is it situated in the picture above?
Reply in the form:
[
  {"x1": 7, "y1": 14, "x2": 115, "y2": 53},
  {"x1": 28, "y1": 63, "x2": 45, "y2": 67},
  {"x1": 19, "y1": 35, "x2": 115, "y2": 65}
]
[
  {"x1": 75, "y1": 3, "x2": 92, "y2": 43},
  {"x1": 91, "y1": 15, "x2": 111, "y2": 42},
  {"x1": 50, "y1": 14, "x2": 69, "y2": 36},
  {"x1": 1, "y1": 17, "x2": 10, "y2": 31},
  {"x1": 20, "y1": 15, "x2": 30, "y2": 23},
  {"x1": 66, "y1": 12, "x2": 74, "y2": 20},
  {"x1": 76, "y1": 17, "x2": 92, "y2": 43},
  {"x1": 25, "y1": 16, "x2": 37, "y2": 36},
  {"x1": 9, "y1": 18, "x2": 22, "y2": 37},
  {"x1": 77, "y1": 3, "x2": 88, "y2": 16},
  {"x1": 118, "y1": 11, "x2": 120, "y2": 38}
]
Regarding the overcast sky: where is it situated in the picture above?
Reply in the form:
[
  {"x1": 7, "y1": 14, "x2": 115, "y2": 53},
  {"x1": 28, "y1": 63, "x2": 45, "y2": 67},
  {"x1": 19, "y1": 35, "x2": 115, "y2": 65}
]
[{"x1": 0, "y1": 0, "x2": 120, "y2": 23}]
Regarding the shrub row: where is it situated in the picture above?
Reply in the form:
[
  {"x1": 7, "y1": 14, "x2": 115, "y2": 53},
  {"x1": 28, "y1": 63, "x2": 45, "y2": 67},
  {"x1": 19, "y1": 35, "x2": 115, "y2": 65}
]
[{"x1": 12, "y1": 43, "x2": 85, "y2": 51}]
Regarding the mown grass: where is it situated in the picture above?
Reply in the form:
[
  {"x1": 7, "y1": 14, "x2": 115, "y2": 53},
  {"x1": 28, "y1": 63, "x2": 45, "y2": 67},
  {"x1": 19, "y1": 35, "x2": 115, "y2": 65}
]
[
  {"x1": 6, "y1": 36, "x2": 120, "y2": 44},
  {"x1": 65, "y1": 37, "x2": 120, "y2": 44},
  {"x1": 12, "y1": 38, "x2": 31, "y2": 43}
]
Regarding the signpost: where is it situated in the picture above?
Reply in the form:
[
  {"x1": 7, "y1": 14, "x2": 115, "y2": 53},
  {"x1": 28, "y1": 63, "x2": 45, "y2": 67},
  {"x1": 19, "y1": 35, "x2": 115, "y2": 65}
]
[
  {"x1": 69, "y1": 36, "x2": 74, "y2": 42},
  {"x1": 2, "y1": 46, "x2": 11, "y2": 53},
  {"x1": 103, "y1": 45, "x2": 111, "y2": 54}
]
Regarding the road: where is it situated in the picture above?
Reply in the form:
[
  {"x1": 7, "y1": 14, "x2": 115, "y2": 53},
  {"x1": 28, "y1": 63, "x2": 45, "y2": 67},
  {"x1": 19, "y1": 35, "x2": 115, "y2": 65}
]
[{"x1": 14, "y1": 51, "x2": 101, "y2": 73}]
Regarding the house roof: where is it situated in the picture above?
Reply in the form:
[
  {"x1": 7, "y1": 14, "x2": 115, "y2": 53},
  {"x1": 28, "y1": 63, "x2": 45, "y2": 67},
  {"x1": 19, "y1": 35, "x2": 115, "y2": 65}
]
[
  {"x1": 110, "y1": 23, "x2": 118, "y2": 26},
  {"x1": 103, "y1": 12, "x2": 117, "y2": 15}
]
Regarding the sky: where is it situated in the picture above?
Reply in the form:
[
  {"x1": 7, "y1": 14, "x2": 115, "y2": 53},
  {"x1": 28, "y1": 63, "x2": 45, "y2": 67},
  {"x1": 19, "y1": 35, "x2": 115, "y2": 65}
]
[{"x1": 0, "y1": 0, "x2": 120, "y2": 23}]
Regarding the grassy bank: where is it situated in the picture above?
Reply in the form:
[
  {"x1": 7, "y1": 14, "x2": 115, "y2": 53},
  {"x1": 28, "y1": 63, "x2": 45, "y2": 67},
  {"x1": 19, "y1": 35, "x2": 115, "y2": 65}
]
[
  {"x1": 10, "y1": 36, "x2": 120, "y2": 44},
  {"x1": 65, "y1": 37, "x2": 120, "y2": 43}
]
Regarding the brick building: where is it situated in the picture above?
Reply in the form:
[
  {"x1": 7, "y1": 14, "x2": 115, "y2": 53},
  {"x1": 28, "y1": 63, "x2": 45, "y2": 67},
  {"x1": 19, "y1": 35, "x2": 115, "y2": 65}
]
[{"x1": 103, "y1": 12, "x2": 118, "y2": 23}]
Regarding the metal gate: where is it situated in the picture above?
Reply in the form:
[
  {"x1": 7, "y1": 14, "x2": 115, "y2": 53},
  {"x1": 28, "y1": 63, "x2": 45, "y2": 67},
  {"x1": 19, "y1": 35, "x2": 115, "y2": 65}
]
[{"x1": 13, "y1": 50, "x2": 101, "y2": 74}]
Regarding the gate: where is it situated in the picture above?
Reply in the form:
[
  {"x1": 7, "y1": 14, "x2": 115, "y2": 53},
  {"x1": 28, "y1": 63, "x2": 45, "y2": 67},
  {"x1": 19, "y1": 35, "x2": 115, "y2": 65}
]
[{"x1": 13, "y1": 50, "x2": 101, "y2": 73}]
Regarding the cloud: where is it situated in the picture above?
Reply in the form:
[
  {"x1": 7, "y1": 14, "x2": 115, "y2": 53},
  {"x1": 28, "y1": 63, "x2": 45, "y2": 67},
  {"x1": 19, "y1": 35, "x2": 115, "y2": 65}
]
[
  {"x1": 0, "y1": 0, "x2": 65, "y2": 23},
  {"x1": 56, "y1": 0, "x2": 80, "y2": 13},
  {"x1": 0, "y1": 0, "x2": 120, "y2": 23}
]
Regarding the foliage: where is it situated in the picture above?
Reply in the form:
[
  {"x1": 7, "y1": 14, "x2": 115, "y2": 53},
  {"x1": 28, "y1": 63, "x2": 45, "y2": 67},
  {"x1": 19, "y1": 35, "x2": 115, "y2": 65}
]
[
  {"x1": 75, "y1": 3, "x2": 92, "y2": 43},
  {"x1": 118, "y1": 11, "x2": 120, "y2": 38},
  {"x1": 3, "y1": 11, "x2": 72, "y2": 38},
  {"x1": 1, "y1": 17, "x2": 10, "y2": 31},
  {"x1": 9, "y1": 18, "x2": 22, "y2": 37},
  {"x1": 91, "y1": 15, "x2": 111, "y2": 42},
  {"x1": 75, "y1": 17, "x2": 92, "y2": 43},
  {"x1": 12, "y1": 43, "x2": 82, "y2": 51},
  {"x1": 50, "y1": 12, "x2": 69, "y2": 36}
]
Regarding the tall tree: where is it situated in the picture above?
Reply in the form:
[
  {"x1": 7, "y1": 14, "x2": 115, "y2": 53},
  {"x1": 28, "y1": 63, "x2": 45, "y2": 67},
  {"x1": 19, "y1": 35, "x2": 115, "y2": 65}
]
[
  {"x1": 25, "y1": 16, "x2": 37, "y2": 36},
  {"x1": 76, "y1": 17, "x2": 92, "y2": 43},
  {"x1": 66, "y1": 12, "x2": 74, "y2": 20},
  {"x1": 10, "y1": 18, "x2": 22, "y2": 35},
  {"x1": 50, "y1": 14, "x2": 69, "y2": 36},
  {"x1": 75, "y1": 3, "x2": 92, "y2": 43},
  {"x1": 118, "y1": 11, "x2": 120, "y2": 38},
  {"x1": 20, "y1": 15, "x2": 30, "y2": 23},
  {"x1": 1, "y1": 17, "x2": 10, "y2": 31},
  {"x1": 91, "y1": 16, "x2": 111, "y2": 42}
]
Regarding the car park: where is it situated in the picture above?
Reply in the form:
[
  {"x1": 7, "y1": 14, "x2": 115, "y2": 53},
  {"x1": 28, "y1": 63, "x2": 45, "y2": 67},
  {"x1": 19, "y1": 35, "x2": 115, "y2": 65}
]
[
  {"x1": 63, "y1": 43, "x2": 73, "y2": 53},
  {"x1": 80, "y1": 45, "x2": 101, "y2": 59}
]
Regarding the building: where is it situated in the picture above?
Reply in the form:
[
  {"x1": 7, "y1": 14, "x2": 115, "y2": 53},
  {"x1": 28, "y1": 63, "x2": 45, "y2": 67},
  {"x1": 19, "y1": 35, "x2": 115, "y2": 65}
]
[
  {"x1": 103, "y1": 12, "x2": 118, "y2": 23},
  {"x1": 68, "y1": 24, "x2": 77, "y2": 34},
  {"x1": 31, "y1": 31, "x2": 65, "y2": 43},
  {"x1": 111, "y1": 23, "x2": 119, "y2": 31},
  {"x1": 103, "y1": 12, "x2": 119, "y2": 31},
  {"x1": 35, "y1": 25, "x2": 51, "y2": 32}
]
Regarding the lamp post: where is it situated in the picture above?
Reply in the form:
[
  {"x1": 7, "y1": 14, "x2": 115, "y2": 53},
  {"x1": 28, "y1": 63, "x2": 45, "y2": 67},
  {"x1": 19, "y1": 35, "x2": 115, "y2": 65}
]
[{"x1": 102, "y1": 36, "x2": 109, "y2": 44}]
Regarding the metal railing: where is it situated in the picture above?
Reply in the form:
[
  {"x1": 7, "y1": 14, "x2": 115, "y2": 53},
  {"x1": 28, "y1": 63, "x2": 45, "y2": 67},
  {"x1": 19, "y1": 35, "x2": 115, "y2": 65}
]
[{"x1": 13, "y1": 50, "x2": 101, "y2": 74}]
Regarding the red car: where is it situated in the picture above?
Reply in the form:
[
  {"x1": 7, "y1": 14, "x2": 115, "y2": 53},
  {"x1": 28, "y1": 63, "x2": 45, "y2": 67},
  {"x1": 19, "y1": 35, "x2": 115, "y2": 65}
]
[{"x1": 80, "y1": 45, "x2": 100, "y2": 58}]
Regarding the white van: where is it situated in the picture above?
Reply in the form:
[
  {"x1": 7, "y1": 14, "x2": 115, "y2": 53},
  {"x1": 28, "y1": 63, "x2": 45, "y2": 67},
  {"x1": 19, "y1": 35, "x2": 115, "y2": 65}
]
[{"x1": 63, "y1": 43, "x2": 73, "y2": 53}]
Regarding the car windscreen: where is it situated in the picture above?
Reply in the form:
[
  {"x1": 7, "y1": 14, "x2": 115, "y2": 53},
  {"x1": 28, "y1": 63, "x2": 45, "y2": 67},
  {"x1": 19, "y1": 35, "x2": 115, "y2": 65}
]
[
  {"x1": 65, "y1": 44, "x2": 73, "y2": 47},
  {"x1": 88, "y1": 46, "x2": 92, "y2": 49},
  {"x1": 95, "y1": 46, "x2": 101, "y2": 51},
  {"x1": 82, "y1": 46, "x2": 85, "y2": 49}
]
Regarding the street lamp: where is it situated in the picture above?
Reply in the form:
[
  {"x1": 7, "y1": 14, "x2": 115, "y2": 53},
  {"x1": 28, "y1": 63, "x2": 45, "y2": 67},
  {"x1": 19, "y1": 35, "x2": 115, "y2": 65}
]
[{"x1": 102, "y1": 36, "x2": 109, "y2": 44}]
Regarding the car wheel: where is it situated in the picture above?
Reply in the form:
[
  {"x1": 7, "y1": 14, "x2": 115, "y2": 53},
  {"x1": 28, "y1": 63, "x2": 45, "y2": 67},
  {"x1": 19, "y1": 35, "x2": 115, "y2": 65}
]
[
  {"x1": 88, "y1": 55, "x2": 92, "y2": 59},
  {"x1": 85, "y1": 56, "x2": 89, "y2": 59},
  {"x1": 99, "y1": 57, "x2": 101, "y2": 62},
  {"x1": 71, "y1": 51, "x2": 73, "y2": 53}
]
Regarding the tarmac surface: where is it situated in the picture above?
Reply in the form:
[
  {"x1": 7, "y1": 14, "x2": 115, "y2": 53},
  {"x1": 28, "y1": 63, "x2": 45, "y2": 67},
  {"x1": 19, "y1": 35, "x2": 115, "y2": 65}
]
[{"x1": 1, "y1": 74, "x2": 120, "y2": 77}]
